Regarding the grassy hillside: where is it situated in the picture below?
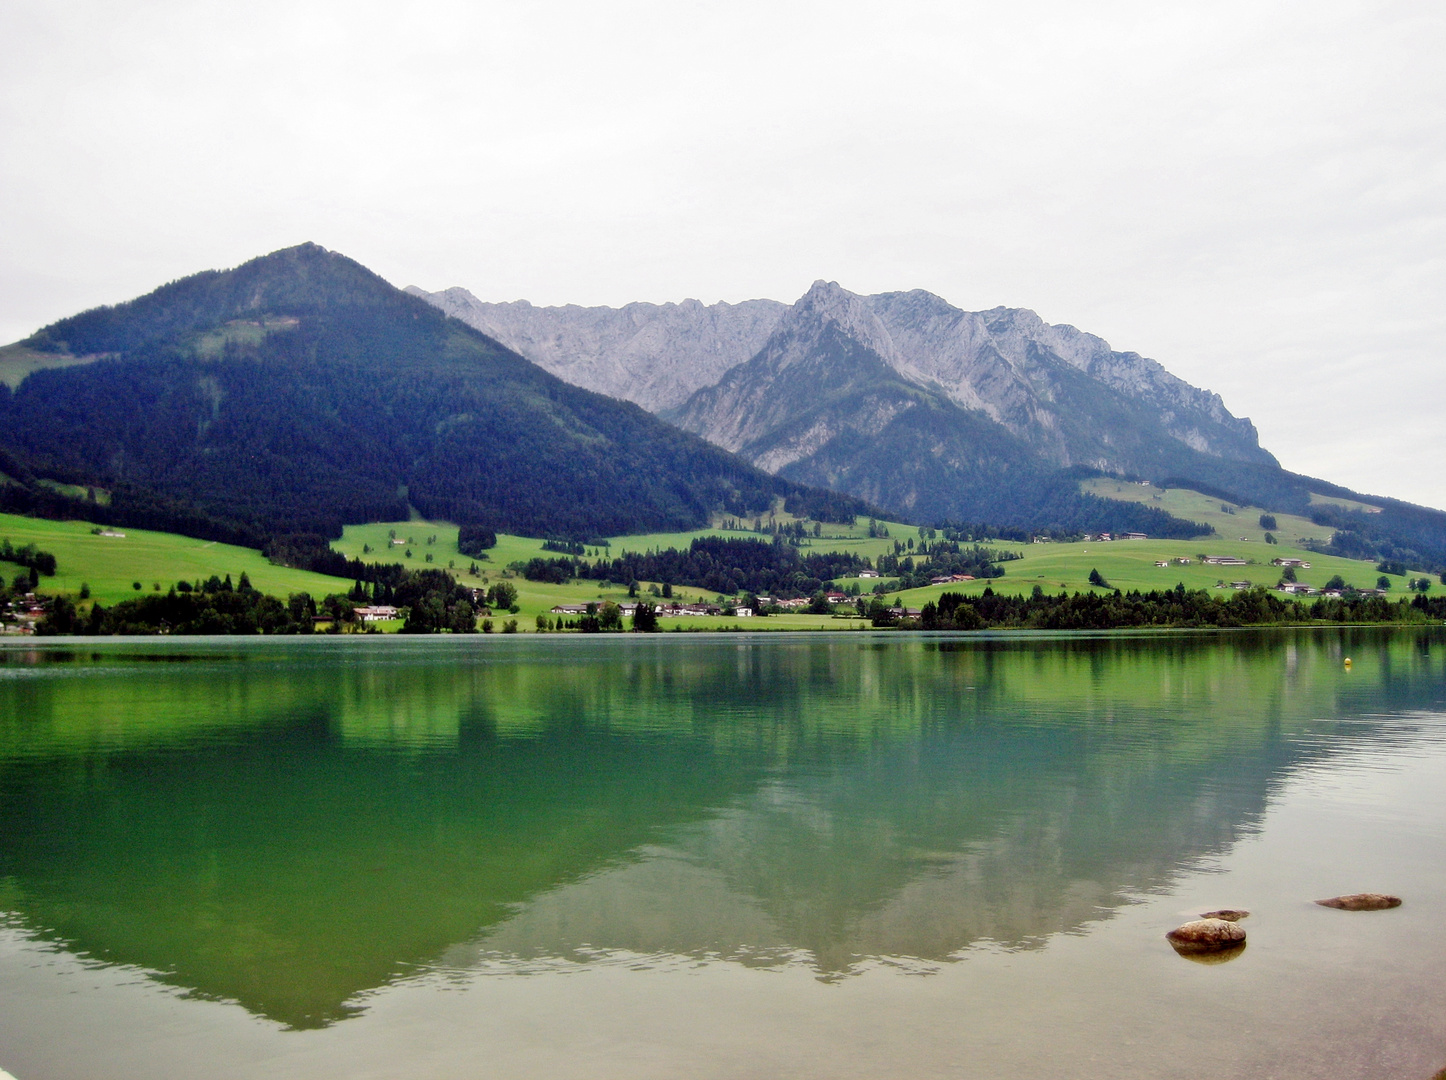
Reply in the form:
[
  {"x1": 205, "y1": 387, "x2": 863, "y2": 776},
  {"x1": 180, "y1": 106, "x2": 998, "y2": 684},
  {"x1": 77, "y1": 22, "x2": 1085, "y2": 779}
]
[
  {"x1": 0, "y1": 342, "x2": 97, "y2": 389},
  {"x1": 885, "y1": 536, "x2": 1398, "y2": 610},
  {"x1": 1079, "y1": 477, "x2": 1328, "y2": 544},
  {"x1": 0, "y1": 513, "x2": 353, "y2": 605},
  {"x1": 6, "y1": 491, "x2": 1417, "y2": 631}
]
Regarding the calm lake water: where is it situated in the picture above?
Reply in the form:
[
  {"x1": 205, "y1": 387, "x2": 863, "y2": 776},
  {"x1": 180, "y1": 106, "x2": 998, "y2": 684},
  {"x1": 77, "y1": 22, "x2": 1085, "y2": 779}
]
[{"x1": 1, "y1": 629, "x2": 1444, "y2": 1079}]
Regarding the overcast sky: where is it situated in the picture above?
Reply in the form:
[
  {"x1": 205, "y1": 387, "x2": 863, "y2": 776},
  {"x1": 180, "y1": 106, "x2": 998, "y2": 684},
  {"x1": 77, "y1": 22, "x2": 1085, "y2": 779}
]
[{"x1": 2, "y1": 0, "x2": 1442, "y2": 507}]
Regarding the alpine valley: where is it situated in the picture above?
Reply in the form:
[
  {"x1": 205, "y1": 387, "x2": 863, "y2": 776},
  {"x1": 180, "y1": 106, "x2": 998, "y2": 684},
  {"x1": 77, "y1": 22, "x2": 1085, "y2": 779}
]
[{"x1": 1, "y1": 243, "x2": 1443, "y2": 570}]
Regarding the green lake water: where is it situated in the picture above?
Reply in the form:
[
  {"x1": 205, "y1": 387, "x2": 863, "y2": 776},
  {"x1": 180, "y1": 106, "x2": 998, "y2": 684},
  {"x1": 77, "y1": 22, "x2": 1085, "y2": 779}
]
[{"x1": 1, "y1": 629, "x2": 1444, "y2": 1078}]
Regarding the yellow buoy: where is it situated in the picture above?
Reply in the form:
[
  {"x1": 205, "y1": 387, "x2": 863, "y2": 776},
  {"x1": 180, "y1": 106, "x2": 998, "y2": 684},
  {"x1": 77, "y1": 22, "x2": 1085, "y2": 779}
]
[{"x1": 1344, "y1": 657, "x2": 1353, "y2": 668}]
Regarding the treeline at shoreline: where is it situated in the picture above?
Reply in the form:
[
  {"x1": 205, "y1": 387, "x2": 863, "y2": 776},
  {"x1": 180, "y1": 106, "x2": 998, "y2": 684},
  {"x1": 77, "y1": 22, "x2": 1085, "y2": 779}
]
[
  {"x1": 20, "y1": 579, "x2": 1446, "y2": 636},
  {"x1": 899, "y1": 586, "x2": 1446, "y2": 631}
]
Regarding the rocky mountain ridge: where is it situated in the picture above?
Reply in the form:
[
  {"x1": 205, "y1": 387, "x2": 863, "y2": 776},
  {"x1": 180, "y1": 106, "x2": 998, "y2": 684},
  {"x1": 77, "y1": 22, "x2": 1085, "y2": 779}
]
[
  {"x1": 412, "y1": 279, "x2": 1268, "y2": 472},
  {"x1": 403, "y1": 287, "x2": 785, "y2": 411},
  {"x1": 667, "y1": 280, "x2": 1275, "y2": 476}
]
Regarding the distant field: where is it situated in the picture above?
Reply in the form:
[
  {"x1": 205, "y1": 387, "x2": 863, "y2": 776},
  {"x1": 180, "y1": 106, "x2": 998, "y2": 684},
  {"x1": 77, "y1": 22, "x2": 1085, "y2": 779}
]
[
  {"x1": 1308, "y1": 492, "x2": 1383, "y2": 514},
  {"x1": 0, "y1": 342, "x2": 97, "y2": 388},
  {"x1": 609, "y1": 513, "x2": 916, "y2": 565},
  {"x1": 888, "y1": 535, "x2": 1401, "y2": 608},
  {"x1": 1079, "y1": 477, "x2": 1331, "y2": 545},
  {"x1": 0, "y1": 513, "x2": 353, "y2": 605}
]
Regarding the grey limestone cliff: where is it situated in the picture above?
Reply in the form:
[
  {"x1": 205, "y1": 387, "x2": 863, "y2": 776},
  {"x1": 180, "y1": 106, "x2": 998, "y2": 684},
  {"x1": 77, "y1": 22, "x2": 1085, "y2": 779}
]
[
  {"x1": 667, "y1": 279, "x2": 1273, "y2": 476},
  {"x1": 404, "y1": 286, "x2": 785, "y2": 411}
]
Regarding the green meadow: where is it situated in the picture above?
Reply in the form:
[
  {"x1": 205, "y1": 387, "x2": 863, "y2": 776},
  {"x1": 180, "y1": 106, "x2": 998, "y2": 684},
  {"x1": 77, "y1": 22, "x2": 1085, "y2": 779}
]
[
  {"x1": 1079, "y1": 477, "x2": 1330, "y2": 544},
  {"x1": 886, "y1": 536, "x2": 1394, "y2": 610},
  {"x1": 0, "y1": 513, "x2": 353, "y2": 606},
  {"x1": 0, "y1": 342, "x2": 97, "y2": 389},
  {"x1": 2, "y1": 486, "x2": 1422, "y2": 631}
]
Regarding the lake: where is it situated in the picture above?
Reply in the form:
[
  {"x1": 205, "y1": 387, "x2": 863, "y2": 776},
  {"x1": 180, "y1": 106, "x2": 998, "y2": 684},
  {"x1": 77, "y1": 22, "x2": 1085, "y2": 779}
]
[{"x1": 1, "y1": 629, "x2": 1444, "y2": 1079}]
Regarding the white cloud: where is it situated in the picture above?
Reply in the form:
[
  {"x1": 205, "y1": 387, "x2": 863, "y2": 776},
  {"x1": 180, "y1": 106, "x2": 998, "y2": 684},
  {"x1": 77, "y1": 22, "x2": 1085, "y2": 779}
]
[{"x1": 2, "y1": 0, "x2": 1442, "y2": 505}]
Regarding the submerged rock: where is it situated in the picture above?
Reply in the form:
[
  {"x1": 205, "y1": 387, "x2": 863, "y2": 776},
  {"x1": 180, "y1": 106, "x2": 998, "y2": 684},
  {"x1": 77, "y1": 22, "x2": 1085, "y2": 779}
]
[
  {"x1": 1315, "y1": 893, "x2": 1402, "y2": 911},
  {"x1": 1175, "y1": 941, "x2": 1247, "y2": 965},
  {"x1": 1199, "y1": 909, "x2": 1249, "y2": 922},
  {"x1": 1166, "y1": 918, "x2": 1247, "y2": 954}
]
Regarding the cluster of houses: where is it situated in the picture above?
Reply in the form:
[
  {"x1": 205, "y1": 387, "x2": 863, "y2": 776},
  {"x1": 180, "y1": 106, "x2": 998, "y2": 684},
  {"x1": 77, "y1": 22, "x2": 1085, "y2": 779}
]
[
  {"x1": 930, "y1": 573, "x2": 977, "y2": 585},
  {"x1": 550, "y1": 595, "x2": 933, "y2": 621},
  {"x1": 1080, "y1": 532, "x2": 1149, "y2": 542},
  {"x1": 551, "y1": 601, "x2": 739, "y2": 618},
  {"x1": 0, "y1": 593, "x2": 48, "y2": 634},
  {"x1": 1273, "y1": 583, "x2": 1386, "y2": 598}
]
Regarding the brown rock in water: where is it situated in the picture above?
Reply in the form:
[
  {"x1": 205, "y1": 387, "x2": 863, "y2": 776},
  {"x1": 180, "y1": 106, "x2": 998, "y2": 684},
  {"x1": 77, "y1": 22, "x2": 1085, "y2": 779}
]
[
  {"x1": 1166, "y1": 918, "x2": 1247, "y2": 954},
  {"x1": 1199, "y1": 909, "x2": 1249, "y2": 922},
  {"x1": 1315, "y1": 893, "x2": 1402, "y2": 911}
]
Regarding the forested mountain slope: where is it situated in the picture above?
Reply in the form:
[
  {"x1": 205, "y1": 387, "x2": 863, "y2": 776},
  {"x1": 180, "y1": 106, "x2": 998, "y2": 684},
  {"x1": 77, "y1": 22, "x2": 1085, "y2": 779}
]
[{"x1": 0, "y1": 245, "x2": 865, "y2": 540}]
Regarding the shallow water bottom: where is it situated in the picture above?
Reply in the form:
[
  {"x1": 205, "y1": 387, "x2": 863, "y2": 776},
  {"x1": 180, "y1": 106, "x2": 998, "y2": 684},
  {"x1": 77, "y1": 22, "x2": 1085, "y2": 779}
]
[{"x1": 4, "y1": 745, "x2": 1445, "y2": 1080}]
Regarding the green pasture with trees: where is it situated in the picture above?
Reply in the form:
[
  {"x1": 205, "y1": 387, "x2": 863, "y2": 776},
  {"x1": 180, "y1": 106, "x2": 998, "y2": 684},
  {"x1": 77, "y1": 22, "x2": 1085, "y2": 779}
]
[{"x1": 6, "y1": 483, "x2": 1443, "y2": 634}]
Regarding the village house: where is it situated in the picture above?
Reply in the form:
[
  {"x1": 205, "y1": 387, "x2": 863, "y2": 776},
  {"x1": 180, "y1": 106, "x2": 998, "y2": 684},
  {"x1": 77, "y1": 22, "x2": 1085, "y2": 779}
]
[
  {"x1": 1122, "y1": 532, "x2": 1147, "y2": 540},
  {"x1": 1276, "y1": 582, "x2": 1316, "y2": 595},
  {"x1": 1271, "y1": 557, "x2": 1312, "y2": 568},
  {"x1": 353, "y1": 605, "x2": 399, "y2": 622},
  {"x1": 1202, "y1": 555, "x2": 1249, "y2": 566},
  {"x1": 857, "y1": 569, "x2": 880, "y2": 579}
]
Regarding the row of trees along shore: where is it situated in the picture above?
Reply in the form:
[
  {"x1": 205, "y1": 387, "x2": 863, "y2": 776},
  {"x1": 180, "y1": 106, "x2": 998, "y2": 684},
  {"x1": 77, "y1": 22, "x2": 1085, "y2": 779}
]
[{"x1": 25, "y1": 579, "x2": 1446, "y2": 636}]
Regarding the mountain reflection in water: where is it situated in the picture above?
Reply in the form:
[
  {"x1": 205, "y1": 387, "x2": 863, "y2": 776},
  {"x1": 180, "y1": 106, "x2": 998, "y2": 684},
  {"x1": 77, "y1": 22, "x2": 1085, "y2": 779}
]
[{"x1": 0, "y1": 629, "x2": 1440, "y2": 1029}]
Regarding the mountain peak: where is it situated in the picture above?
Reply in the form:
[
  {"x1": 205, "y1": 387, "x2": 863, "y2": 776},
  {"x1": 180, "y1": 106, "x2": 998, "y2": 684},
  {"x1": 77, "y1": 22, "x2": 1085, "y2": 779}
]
[
  {"x1": 23, "y1": 243, "x2": 424, "y2": 358},
  {"x1": 779, "y1": 280, "x2": 902, "y2": 367}
]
